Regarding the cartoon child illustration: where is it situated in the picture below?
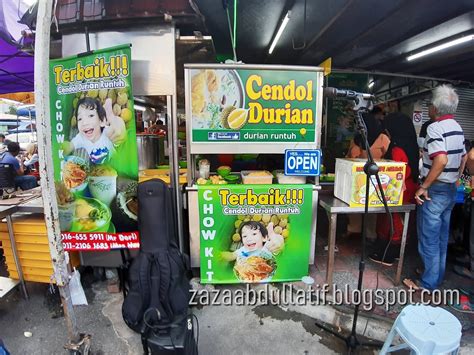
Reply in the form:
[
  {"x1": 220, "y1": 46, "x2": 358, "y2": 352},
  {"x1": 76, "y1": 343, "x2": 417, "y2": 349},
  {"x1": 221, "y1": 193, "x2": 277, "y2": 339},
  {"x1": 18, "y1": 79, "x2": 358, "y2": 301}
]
[
  {"x1": 222, "y1": 221, "x2": 284, "y2": 261},
  {"x1": 64, "y1": 97, "x2": 126, "y2": 164},
  {"x1": 221, "y1": 221, "x2": 285, "y2": 281}
]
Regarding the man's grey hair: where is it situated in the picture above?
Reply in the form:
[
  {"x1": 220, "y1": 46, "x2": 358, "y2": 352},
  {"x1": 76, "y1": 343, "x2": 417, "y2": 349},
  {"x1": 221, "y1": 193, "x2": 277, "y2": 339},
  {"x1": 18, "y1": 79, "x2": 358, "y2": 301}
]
[{"x1": 432, "y1": 84, "x2": 459, "y2": 116}]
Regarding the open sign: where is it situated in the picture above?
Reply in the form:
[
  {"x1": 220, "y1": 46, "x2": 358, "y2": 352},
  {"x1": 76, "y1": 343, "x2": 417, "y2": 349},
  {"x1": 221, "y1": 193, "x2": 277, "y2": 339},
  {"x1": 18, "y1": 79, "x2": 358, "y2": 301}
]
[{"x1": 284, "y1": 149, "x2": 321, "y2": 176}]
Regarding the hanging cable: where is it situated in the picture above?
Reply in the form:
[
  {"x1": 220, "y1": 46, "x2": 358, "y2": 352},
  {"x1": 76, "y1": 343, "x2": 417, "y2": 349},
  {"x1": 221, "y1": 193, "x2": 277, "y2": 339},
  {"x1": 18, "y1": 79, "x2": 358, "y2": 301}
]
[
  {"x1": 52, "y1": 0, "x2": 59, "y2": 33},
  {"x1": 222, "y1": 0, "x2": 237, "y2": 61},
  {"x1": 233, "y1": 0, "x2": 237, "y2": 49}
]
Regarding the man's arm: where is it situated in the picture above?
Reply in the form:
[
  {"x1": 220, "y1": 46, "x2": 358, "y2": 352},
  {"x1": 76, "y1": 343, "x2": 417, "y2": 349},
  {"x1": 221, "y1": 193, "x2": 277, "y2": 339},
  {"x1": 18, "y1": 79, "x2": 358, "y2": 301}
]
[
  {"x1": 421, "y1": 154, "x2": 448, "y2": 188},
  {"x1": 415, "y1": 154, "x2": 447, "y2": 204},
  {"x1": 466, "y1": 148, "x2": 474, "y2": 174},
  {"x1": 15, "y1": 158, "x2": 24, "y2": 176},
  {"x1": 416, "y1": 123, "x2": 449, "y2": 204},
  {"x1": 459, "y1": 154, "x2": 467, "y2": 175}
]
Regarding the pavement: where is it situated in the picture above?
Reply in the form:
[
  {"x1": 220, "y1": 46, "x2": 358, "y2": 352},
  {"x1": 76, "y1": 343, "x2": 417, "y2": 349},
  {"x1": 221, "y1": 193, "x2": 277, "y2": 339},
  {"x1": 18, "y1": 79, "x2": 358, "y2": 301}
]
[
  {"x1": 0, "y1": 282, "x2": 137, "y2": 355},
  {"x1": 1, "y1": 202, "x2": 473, "y2": 354},
  {"x1": 0, "y1": 263, "x2": 472, "y2": 354},
  {"x1": 311, "y1": 207, "x2": 474, "y2": 349},
  {"x1": 0, "y1": 276, "x2": 370, "y2": 355}
]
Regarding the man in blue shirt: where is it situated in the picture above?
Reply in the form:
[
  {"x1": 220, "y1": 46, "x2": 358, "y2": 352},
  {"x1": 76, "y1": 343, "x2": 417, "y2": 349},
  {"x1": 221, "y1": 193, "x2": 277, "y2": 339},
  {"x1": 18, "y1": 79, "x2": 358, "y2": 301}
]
[{"x1": 1, "y1": 142, "x2": 37, "y2": 190}]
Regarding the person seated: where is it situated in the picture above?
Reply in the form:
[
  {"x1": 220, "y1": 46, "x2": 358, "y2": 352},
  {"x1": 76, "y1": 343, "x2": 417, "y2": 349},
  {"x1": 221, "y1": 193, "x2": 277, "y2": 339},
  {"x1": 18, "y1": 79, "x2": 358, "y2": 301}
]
[
  {"x1": 1, "y1": 142, "x2": 38, "y2": 190},
  {"x1": 22, "y1": 143, "x2": 39, "y2": 174},
  {"x1": 0, "y1": 134, "x2": 6, "y2": 154}
]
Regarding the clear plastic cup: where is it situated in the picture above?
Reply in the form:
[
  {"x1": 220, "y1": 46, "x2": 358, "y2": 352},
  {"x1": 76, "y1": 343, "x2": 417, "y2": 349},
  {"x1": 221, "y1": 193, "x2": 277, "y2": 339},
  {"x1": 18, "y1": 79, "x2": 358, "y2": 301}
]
[
  {"x1": 88, "y1": 175, "x2": 117, "y2": 206},
  {"x1": 58, "y1": 201, "x2": 75, "y2": 232}
]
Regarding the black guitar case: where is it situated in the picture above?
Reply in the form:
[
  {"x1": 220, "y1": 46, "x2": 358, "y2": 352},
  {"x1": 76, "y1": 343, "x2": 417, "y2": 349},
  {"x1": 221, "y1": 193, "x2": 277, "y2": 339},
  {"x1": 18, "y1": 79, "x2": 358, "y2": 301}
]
[{"x1": 122, "y1": 179, "x2": 198, "y2": 354}]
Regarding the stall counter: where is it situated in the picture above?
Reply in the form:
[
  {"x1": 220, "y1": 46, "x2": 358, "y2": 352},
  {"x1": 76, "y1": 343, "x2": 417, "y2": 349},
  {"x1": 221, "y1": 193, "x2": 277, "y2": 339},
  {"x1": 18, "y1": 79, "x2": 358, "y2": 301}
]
[{"x1": 139, "y1": 168, "x2": 187, "y2": 185}]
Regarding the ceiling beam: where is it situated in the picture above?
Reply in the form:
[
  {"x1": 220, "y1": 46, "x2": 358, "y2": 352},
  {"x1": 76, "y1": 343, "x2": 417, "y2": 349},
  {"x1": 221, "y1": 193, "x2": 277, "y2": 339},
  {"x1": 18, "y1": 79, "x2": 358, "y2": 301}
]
[
  {"x1": 417, "y1": 56, "x2": 474, "y2": 78},
  {"x1": 327, "y1": 0, "x2": 411, "y2": 66},
  {"x1": 297, "y1": 0, "x2": 355, "y2": 62},
  {"x1": 332, "y1": 68, "x2": 470, "y2": 84},
  {"x1": 345, "y1": 8, "x2": 472, "y2": 67},
  {"x1": 373, "y1": 40, "x2": 474, "y2": 76}
]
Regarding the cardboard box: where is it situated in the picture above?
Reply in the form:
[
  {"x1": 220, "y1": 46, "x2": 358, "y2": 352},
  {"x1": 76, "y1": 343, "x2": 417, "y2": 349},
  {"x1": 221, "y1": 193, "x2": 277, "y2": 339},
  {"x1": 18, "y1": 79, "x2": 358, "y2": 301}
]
[{"x1": 334, "y1": 158, "x2": 406, "y2": 207}]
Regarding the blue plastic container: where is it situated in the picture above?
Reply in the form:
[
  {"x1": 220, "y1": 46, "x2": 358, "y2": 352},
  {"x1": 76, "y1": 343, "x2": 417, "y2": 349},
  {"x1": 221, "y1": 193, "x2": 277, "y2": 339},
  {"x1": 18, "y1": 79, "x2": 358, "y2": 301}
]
[{"x1": 455, "y1": 185, "x2": 465, "y2": 203}]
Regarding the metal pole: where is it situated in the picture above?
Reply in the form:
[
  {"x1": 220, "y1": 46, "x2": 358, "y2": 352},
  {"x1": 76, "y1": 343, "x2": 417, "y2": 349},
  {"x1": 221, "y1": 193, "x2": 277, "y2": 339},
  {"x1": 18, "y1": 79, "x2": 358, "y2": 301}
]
[
  {"x1": 84, "y1": 26, "x2": 90, "y2": 52},
  {"x1": 34, "y1": 0, "x2": 81, "y2": 346},
  {"x1": 167, "y1": 95, "x2": 184, "y2": 251},
  {"x1": 173, "y1": 94, "x2": 184, "y2": 249},
  {"x1": 6, "y1": 213, "x2": 28, "y2": 299},
  {"x1": 169, "y1": 26, "x2": 184, "y2": 251}
]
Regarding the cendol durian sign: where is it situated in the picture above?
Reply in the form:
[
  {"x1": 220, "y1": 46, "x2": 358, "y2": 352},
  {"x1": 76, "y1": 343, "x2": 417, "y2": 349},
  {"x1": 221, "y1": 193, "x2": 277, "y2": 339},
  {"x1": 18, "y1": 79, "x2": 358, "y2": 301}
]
[
  {"x1": 189, "y1": 67, "x2": 319, "y2": 143},
  {"x1": 50, "y1": 44, "x2": 140, "y2": 251}
]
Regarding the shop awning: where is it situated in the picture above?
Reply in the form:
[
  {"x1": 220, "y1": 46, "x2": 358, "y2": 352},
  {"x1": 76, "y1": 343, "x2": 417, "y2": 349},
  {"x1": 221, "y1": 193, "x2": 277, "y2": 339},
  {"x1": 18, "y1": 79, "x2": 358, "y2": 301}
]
[{"x1": 0, "y1": 1, "x2": 34, "y2": 94}]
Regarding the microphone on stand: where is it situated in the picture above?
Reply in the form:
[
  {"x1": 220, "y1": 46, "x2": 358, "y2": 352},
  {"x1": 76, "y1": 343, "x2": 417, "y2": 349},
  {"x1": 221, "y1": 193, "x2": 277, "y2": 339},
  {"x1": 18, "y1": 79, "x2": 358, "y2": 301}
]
[
  {"x1": 324, "y1": 87, "x2": 375, "y2": 111},
  {"x1": 323, "y1": 87, "x2": 374, "y2": 100}
]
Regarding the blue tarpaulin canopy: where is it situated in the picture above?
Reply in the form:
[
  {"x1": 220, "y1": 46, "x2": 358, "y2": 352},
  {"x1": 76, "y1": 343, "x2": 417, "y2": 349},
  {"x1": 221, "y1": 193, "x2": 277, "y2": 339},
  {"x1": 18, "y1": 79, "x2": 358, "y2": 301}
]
[
  {"x1": 0, "y1": 1, "x2": 34, "y2": 94},
  {"x1": 17, "y1": 105, "x2": 35, "y2": 118}
]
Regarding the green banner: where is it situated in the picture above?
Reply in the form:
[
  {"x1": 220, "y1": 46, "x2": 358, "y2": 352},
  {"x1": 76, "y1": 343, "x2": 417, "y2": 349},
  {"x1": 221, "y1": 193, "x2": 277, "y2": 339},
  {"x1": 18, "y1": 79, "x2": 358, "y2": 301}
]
[
  {"x1": 198, "y1": 185, "x2": 313, "y2": 284},
  {"x1": 190, "y1": 68, "x2": 318, "y2": 143},
  {"x1": 49, "y1": 45, "x2": 139, "y2": 249}
]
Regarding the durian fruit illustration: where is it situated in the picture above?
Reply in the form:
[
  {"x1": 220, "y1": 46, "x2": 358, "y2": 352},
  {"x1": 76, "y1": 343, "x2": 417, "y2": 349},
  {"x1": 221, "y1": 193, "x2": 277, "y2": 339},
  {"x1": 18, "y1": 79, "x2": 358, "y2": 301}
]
[
  {"x1": 191, "y1": 71, "x2": 206, "y2": 116},
  {"x1": 223, "y1": 108, "x2": 248, "y2": 130},
  {"x1": 352, "y1": 173, "x2": 366, "y2": 204},
  {"x1": 206, "y1": 70, "x2": 219, "y2": 93},
  {"x1": 221, "y1": 106, "x2": 236, "y2": 128},
  {"x1": 384, "y1": 177, "x2": 403, "y2": 203}
]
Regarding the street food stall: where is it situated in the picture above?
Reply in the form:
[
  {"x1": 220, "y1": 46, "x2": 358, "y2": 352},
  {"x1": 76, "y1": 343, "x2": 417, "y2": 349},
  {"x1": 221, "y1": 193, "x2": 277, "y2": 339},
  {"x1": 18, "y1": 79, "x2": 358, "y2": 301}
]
[
  {"x1": 184, "y1": 64, "x2": 324, "y2": 283},
  {"x1": 0, "y1": 23, "x2": 217, "y2": 292}
]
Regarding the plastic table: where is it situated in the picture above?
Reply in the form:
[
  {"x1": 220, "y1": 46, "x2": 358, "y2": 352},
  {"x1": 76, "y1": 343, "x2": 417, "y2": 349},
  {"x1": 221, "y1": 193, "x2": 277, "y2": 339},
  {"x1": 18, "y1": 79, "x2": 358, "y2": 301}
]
[
  {"x1": 0, "y1": 195, "x2": 43, "y2": 299},
  {"x1": 0, "y1": 204, "x2": 27, "y2": 298}
]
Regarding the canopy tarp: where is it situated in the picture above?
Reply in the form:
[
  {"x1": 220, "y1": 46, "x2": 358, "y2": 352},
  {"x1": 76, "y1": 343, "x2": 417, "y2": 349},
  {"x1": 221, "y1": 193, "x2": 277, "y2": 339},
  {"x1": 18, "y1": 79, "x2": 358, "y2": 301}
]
[
  {"x1": 0, "y1": 92, "x2": 34, "y2": 103},
  {"x1": 0, "y1": 1, "x2": 34, "y2": 94},
  {"x1": 17, "y1": 105, "x2": 35, "y2": 118}
]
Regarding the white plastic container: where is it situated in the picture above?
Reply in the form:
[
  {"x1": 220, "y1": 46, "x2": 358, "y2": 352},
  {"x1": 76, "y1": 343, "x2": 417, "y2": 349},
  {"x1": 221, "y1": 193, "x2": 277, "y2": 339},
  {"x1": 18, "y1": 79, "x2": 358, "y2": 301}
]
[
  {"x1": 241, "y1": 170, "x2": 273, "y2": 184},
  {"x1": 198, "y1": 159, "x2": 210, "y2": 179},
  {"x1": 275, "y1": 170, "x2": 306, "y2": 184}
]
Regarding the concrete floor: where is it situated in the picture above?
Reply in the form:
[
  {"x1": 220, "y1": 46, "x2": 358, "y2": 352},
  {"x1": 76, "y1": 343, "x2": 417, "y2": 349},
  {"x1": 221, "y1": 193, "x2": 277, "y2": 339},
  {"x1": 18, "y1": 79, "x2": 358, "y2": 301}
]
[{"x1": 0, "y1": 280, "x2": 370, "y2": 355}]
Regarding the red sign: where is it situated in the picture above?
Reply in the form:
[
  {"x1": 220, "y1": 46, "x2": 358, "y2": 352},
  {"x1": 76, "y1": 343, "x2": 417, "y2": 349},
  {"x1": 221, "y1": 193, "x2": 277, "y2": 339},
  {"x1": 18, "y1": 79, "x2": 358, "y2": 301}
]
[{"x1": 61, "y1": 232, "x2": 140, "y2": 251}]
